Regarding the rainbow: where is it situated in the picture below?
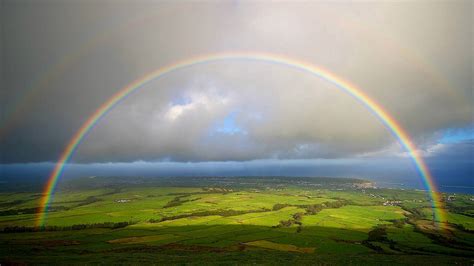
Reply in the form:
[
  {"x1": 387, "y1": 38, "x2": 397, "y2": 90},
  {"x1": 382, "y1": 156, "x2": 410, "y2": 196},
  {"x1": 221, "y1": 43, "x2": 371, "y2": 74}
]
[{"x1": 36, "y1": 52, "x2": 446, "y2": 227}]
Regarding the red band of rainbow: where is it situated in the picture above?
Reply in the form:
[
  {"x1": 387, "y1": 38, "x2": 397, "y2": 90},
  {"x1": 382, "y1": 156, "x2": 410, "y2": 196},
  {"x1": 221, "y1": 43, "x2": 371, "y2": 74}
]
[{"x1": 36, "y1": 52, "x2": 446, "y2": 227}]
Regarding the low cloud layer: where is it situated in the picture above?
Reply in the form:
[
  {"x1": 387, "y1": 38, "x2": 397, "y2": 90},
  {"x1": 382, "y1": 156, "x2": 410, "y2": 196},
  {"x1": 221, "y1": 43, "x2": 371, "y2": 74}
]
[
  {"x1": 2, "y1": 140, "x2": 471, "y2": 193},
  {"x1": 1, "y1": 1, "x2": 472, "y2": 163}
]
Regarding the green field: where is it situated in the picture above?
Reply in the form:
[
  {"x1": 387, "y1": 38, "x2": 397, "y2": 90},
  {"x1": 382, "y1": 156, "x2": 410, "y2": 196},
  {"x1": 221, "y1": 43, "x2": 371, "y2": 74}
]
[{"x1": 1, "y1": 176, "x2": 473, "y2": 265}]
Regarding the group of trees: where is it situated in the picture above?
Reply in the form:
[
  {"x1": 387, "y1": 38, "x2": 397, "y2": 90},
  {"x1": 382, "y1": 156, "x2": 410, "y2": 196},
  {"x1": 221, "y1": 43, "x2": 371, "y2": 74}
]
[
  {"x1": 453, "y1": 223, "x2": 473, "y2": 233},
  {"x1": 273, "y1": 200, "x2": 349, "y2": 232},
  {"x1": 274, "y1": 212, "x2": 305, "y2": 231},
  {"x1": 163, "y1": 196, "x2": 201, "y2": 208},
  {"x1": 272, "y1": 204, "x2": 290, "y2": 211},
  {"x1": 363, "y1": 226, "x2": 404, "y2": 253},
  {"x1": 153, "y1": 208, "x2": 272, "y2": 223},
  {"x1": 0, "y1": 199, "x2": 25, "y2": 208},
  {"x1": 2, "y1": 221, "x2": 134, "y2": 233},
  {"x1": 0, "y1": 206, "x2": 69, "y2": 216},
  {"x1": 75, "y1": 196, "x2": 102, "y2": 207},
  {"x1": 302, "y1": 200, "x2": 348, "y2": 215},
  {"x1": 389, "y1": 219, "x2": 406, "y2": 228},
  {"x1": 446, "y1": 203, "x2": 474, "y2": 218},
  {"x1": 273, "y1": 200, "x2": 348, "y2": 216}
]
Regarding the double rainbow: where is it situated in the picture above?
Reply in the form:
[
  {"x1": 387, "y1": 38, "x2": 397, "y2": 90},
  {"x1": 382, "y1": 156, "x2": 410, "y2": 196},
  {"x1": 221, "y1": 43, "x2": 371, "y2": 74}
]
[{"x1": 36, "y1": 52, "x2": 446, "y2": 227}]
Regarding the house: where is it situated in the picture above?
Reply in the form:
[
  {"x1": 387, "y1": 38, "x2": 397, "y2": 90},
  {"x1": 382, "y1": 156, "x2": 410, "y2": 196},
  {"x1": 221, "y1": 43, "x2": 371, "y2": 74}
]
[{"x1": 116, "y1": 199, "x2": 130, "y2": 203}]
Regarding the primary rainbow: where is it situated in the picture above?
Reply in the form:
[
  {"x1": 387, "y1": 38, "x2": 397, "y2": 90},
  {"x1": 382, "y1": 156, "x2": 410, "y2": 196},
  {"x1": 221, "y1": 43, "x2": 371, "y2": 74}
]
[{"x1": 36, "y1": 52, "x2": 446, "y2": 227}]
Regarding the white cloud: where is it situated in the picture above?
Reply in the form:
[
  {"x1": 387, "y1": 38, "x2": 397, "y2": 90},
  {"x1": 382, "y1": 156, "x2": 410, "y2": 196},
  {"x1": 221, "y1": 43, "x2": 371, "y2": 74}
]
[{"x1": 163, "y1": 91, "x2": 229, "y2": 122}]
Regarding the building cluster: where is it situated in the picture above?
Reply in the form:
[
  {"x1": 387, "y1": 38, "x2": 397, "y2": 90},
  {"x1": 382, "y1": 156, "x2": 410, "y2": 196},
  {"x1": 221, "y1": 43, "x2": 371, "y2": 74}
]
[
  {"x1": 353, "y1": 182, "x2": 376, "y2": 189},
  {"x1": 383, "y1": 200, "x2": 402, "y2": 206}
]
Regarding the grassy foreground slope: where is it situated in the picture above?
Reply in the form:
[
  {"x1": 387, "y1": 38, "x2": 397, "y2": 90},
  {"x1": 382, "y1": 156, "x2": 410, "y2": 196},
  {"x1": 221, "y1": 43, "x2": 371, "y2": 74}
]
[{"x1": 0, "y1": 176, "x2": 473, "y2": 265}]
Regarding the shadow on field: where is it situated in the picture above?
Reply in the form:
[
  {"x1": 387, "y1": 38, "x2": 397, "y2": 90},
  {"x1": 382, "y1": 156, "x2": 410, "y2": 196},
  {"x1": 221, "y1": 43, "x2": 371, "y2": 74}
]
[{"x1": 1, "y1": 223, "x2": 473, "y2": 265}]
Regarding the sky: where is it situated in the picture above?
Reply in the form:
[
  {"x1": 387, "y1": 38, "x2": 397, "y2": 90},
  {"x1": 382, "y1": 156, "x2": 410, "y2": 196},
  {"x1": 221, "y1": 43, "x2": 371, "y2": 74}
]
[{"x1": 1, "y1": 1, "x2": 473, "y2": 191}]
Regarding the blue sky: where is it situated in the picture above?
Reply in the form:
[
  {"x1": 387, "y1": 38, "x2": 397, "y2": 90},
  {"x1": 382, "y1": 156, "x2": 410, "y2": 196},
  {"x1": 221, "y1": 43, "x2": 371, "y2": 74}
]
[
  {"x1": 213, "y1": 111, "x2": 246, "y2": 135},
  {"x1": 439, "y1": 126, "x2": 474, "y2": 144}
]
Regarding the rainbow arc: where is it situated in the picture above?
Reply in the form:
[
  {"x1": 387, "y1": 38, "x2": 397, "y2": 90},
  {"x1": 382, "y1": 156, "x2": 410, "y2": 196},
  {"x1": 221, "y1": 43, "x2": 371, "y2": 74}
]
[{"x1": 36, "y1": 52, "x2": 446, "y2": 227}]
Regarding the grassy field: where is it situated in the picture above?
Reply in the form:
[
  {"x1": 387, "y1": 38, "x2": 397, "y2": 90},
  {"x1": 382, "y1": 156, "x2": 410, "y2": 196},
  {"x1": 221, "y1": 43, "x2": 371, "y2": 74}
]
[{"x1": 0, "y1": 176, "x2": 473, "y2": 265}]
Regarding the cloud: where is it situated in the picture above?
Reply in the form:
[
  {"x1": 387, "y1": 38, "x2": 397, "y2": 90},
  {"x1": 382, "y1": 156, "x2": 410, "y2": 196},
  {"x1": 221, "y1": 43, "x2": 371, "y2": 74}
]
[
  {"x1": 1, "y1": 141, "x2": 471, "y2": 193},
  {"x1": 1, "y1": 1, "x2": 472, "y2": 163}
]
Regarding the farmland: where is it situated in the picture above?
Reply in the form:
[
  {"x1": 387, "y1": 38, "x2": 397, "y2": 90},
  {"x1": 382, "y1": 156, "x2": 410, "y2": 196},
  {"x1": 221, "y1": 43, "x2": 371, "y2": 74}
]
[{"x1": 0, "y1": 176, "x2": 473, "y2": 265}]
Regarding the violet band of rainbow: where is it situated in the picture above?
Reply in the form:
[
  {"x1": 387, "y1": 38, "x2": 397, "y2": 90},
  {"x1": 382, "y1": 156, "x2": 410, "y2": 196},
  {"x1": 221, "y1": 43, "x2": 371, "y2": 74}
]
[{"x1": 36, "y1": 52, "x2": 446, "y2": 227}]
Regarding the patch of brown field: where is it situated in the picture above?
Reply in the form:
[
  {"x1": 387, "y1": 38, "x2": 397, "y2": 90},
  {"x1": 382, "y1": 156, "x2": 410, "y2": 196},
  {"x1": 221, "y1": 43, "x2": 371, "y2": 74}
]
[
  {"x1": 415, "y1": 220, "x2": 456, "y2": 237},
  {"x1": 108, "y1": 234, "x2": 175, "y2": 244},
  {"x1": 243, "y1": 240, "x2": 315, "y2": 253}
]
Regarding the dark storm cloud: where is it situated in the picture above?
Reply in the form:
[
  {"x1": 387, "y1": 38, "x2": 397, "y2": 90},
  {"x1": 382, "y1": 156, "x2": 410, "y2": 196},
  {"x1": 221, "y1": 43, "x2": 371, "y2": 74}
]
[
  {"x1": 2, "y1": 140, "x2": 471, "y2": 193},
  {"x1": 1, "y1": 1, "x2": 472, "y2": 163}
]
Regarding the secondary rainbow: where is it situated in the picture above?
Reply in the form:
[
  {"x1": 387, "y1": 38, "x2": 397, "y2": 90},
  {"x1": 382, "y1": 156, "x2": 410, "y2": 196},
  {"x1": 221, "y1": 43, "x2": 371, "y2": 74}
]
[{"x1": 36, "y1": 52, "x2": 446, "y2": 227}]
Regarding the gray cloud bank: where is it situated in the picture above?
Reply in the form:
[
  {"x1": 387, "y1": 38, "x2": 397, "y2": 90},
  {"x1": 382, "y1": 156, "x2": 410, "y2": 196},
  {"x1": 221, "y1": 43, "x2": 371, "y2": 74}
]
[
  {"x1": 1, "y1": 1, "x2": 472, "y2": 163},
  {"x1": 2, "y1": 140, "x2": 472, "y2": 193}
]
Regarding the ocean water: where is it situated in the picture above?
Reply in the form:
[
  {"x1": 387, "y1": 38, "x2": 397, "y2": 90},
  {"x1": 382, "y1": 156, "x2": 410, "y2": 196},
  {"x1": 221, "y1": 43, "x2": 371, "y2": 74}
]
[
  {"x1": 1, "y1": 162, "x2": 472, "y2": 194},
  {"x1": 371, "y1": 178, "x2": 473, "y2": 195}
]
